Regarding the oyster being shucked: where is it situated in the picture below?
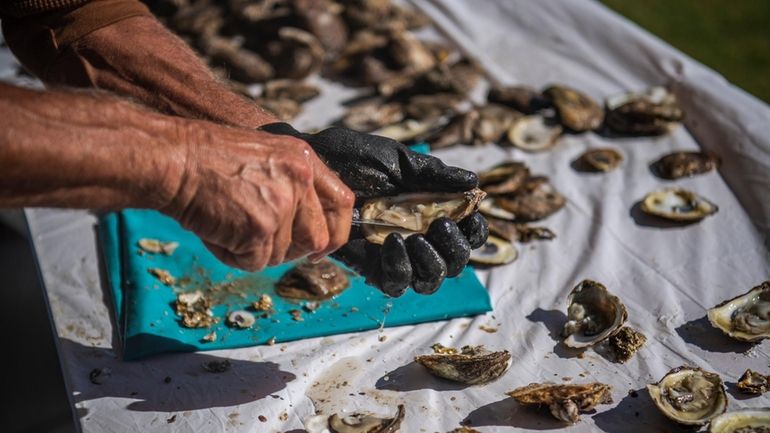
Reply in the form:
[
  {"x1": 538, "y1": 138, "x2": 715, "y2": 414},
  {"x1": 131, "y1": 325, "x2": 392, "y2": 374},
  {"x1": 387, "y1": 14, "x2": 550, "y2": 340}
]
[
  {"x1": 360, "y1": 189, "x2": 485, "y2": 244},
  {"x1": 328, "y1": 404, "x2": 405, "y2": 433},
  {"x1": 495, "y1": 177, "x2": 566, "y2": 222},
  {"x1": 648, "y1": 366, "x2": 727, "y2": 426},
  {"x1": 414, "y1": 344, "x2": 511, "y2": 384},
  {"x1": 562, "y1": 280, "x2": 627, "y2": 348},
  {"x1": 652, "y1": 151, "x2": 720, "y2": 179},
  {"x1": 606, "y1": 86, "x2": 684, "y2": 135},
  {"x1": 736, "y1": 369, "x2": 770, "y2": 395},
  {"x1": 276, "y1": 259, "x2": 349, "y2": 300},
  {"x1": 640, "y1": 188, "x2": 718, "y2": 222},
  {"x1": 544, "y1": 85, "x2": 604, "y2": 132},
  {"x1": 608, "y1": 326, "x2": 646, "y2": 363},
  {"x1": 507, "y1": 115, "x2": 562, "y2": 152},
  {"x1": 507, "y1": 382, "x2": 613, "y2": 424},
  {"x1": 478, "y1": 161, "x2": 530, "y2": 195},
  {"x1": 709, "y1": 409, "x2": 770, "y2": 433},
  {"x1": 576, "y1": 148, "x2": 623, "y2": 172},
  {"x1": 469, "y1": 235, "x2": 518, "y2": 266},
  {"x1": 708, "y1": 281, "x2": 770, "y2": 342}
]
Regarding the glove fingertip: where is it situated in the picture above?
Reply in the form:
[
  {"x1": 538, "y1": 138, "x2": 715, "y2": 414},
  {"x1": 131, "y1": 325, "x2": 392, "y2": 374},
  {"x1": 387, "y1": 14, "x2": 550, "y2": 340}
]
[
  {"x1": 459, "y1": 213, "x2": 489, "y2": 249},
  {"x1": 380, "y1": 233, "x2": 412, "y2": 297}
]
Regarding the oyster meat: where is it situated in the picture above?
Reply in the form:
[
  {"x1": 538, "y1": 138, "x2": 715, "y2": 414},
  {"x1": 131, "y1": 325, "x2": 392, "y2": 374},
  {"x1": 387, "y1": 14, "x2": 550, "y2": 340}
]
[
  {"x1": 276, "y1": 259, "x2": 349, "y2": 300},
  {"x1": 576, "y1": 148, "x2": 623, "y2": 172},
  {"x1": 469, "y1": 235, "x2": 518, "y2": 266},
  {"x1": 176, "y1": 290, "x2": 216, "y2": 328},
  {"x1": 640, "y1": 187, "x2": 718, "y2": 222},
  {"x1": 606, "y1": 86, "x2": 684, "y2": 135},
  {"x1": 647, "y1": 366, "x2": 727, "y2": 425},
  {"x1": 328, "y1": 404, "x2": 404, "y2": 433},
  {"x1": 736, "y1": 369, "x2": 770, "y2": 395},
  {"x1": 708, "y1": 281, "x2": 770, "y2": 342},
  {"x1": 709, "y1": 409, "x2": 770, "y2": 433},
  {"x1": 507, "y1": 115, "x2": 562, "y2": 152},
  {"x1": 562, "y1": 280, "x2": 627, "y2": 348},
  {"x1": 544, "y1": 85, "x2": 604, "y2": 132},
  {"x1": 414, "y1": 344, "x2": 511, "y2": 385},
  {"x1": 359, "y1": 189, "x2": 485, "y2": 244},
  {"x1": 652, "y1": 151, "x2": 720, "y2": 179},
  {"x1": 507, "y1": 382, "x2": 613, "y2": 424},
  {"x1": 494, "y1": 177, "x2": 566, "y2": 222},
  {"x1": 608, "y1": 326, "x2": 646, "y2": 363},
  {"x1": 478, "y1": 161, "x2": 530, "y2": 195}
]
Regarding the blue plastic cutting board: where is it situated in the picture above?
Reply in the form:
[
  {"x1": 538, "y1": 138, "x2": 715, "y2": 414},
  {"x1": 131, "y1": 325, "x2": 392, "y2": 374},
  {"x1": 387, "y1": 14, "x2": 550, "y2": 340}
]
[{"x1": 99, "y1": 147, "x2": 492, "y2": 360}]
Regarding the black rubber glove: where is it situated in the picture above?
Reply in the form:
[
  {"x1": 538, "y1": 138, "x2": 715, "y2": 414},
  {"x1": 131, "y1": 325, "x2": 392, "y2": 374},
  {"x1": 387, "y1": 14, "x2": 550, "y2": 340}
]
[{"x1": 261, "y1": 123, "x2": 489, "y2": 297}]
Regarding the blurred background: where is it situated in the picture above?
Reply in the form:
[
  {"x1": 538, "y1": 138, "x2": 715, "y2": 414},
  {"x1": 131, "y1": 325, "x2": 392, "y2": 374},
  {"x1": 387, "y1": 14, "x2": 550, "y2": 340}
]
[{"x1": 1, "y1": 1, "x2": 768, "y2": 432}]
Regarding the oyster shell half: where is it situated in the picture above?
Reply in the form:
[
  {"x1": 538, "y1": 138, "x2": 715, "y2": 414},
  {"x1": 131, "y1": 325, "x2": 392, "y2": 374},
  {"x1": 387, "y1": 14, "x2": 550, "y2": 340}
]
[
  {"x1": 507, "y1": 382, "x2": 613, "y2": 424},
  {"x1": 606, "y1": 86, "x2": 684, "y2": 135},
  {"x1": 276, "y1": 259, "x2": 349, "y2": 300},
  {"x1": 652, "y1": 151, "x2": 720, "y2": 180},
  {"x1": 478, "y1": 198, "x2": 516, "y2": 221},
  {"x1": 647, "y1": 366, "x2": 727, "y2": 426},
  {"x1": 469, "y1": 235, "x2": 518, "y2": 266},
  {"x1": 488, "y1": 86, "x2": 550, "y2": 114},
  {"x1": 360, "y1": 189, "x2": 485, "y2": 244},
  {"x1": 494, "y1": 177, "x2": 566, "y2": 222},
  {"x1": 507, "y1": 115, "x2": 562, "y2": 152},
  {"x1": 328, "y1": 404, "x2": 405, "y2": 433},
  {"x1": 544, "y1": 85, "x2": 604, "y2": 132},
  {"x1": 708, "y1": 281, "x2": 770, "y2": 342},
  {"x1": 414, "y1": 344, "x2": 511, "y2": 385},
  {"x1": 736, "y1": 369, "x2": 770, "y2": 395},
  {"x1": 577, "y1": 148, "x2": 623, "y2": 172},
  {"x1": 478, "y1": 161, "x2": 529, "y2": 195},
  {"x1": 608, "y1": 326, "x2": 646, "y2": 363},
  {"x1": 640, "y1": 187, "x2": 718, "y2": 222},
  {"x1": 709, "y1": 409, "x2": 770, "y2": 433},
  {"x1": 562, "y1": 280, "x2": 627, "y2": 348}
]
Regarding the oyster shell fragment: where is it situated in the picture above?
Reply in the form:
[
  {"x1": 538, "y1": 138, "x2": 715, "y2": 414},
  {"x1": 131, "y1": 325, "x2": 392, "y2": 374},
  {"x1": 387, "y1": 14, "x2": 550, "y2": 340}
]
[
  {"x1": 276, "y1": 259, "x2": 349, "y2": 300},
  {"x1": 360, "y1": 189, "x2": 485, "y2": 244},
  {"x1": 507, "y1": 382, "x2": 613, "y2": 424},
  {"x1": 736, "y1": 369, "x2": 770, "y2": 395},
  {"x1": 227, "y1": 310, "x2": 256, "y2": 328},
  {"x1": 562, "y1": 280, "x2": 627, "y2": 348},
  {"x1": 608, "y1": 326, "x2": 646, "y2": 363},
  {"x1": 708, "y1": 281, "x2": 770, "y2": 342},
  {"x1": 544, "y1": 85, "x2": 604, "y2": 132},
  {"x1": 507, "y1": 115, "x2": 562, "y2": 152},
  {"x1": 577, "y1": 148, "x2": 623, "y2": 172},
  {"x1": 469, "y1": 235, "x2": 518, "y2": 266},
  {"x1": 606, "y1": 86, "x2": 684, "y2": 135},
  {"x1": 414, "y1": 344, "x2": 511, "y2": 384},
  {"x1": 640, "y1": 188, "x2": 718, "y2": 222},
  {"x1": 709, "y1": 409, "x2": 770, "y2": 433},
  {"x1": 647, "y1": 366, "x2": 727, "y2": 426},
  {"x1": 652, "y1": 151, "x2": 720, "y2": 179},
  {"x1": 328, "y1": 404, "x2": 405, "y2": 433},
  {"x1": 176, "y1": 290, "x2": 216, "y2": 328}
]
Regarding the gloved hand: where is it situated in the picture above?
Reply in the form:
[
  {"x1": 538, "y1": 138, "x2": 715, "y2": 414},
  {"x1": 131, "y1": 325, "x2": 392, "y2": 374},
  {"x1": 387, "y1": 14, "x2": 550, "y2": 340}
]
[{"x1": 261, "y1": 123, "x2": 489, "y2": 297}]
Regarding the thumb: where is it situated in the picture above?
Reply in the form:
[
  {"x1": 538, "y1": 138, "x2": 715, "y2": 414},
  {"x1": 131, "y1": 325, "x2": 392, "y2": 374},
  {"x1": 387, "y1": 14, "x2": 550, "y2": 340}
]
[{"x1": 402, "y1": 152, "x2": 478, "y2": 192}]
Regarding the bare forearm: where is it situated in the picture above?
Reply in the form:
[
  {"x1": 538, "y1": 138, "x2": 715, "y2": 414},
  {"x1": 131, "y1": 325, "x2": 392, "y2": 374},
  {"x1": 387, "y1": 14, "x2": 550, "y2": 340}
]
[
  {"x1": 0, "y1": 82, "x2": 185, "y2": 209},
  {"x1": 49, "y1": 16, "x2": 279, "y2": 129}
]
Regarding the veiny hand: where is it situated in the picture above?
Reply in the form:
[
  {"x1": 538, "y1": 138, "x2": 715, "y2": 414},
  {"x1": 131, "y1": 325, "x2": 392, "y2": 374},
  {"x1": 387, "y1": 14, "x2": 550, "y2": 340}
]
[
  {"x1": 262, "y1": 124, "x2": 489, "y2": 296},
  {"x1": 161, "y1": 123, "x2": 354, "y2": 271}
]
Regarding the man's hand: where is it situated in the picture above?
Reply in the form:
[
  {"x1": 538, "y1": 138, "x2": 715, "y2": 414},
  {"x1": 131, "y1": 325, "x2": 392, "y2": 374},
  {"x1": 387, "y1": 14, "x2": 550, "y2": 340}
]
[{"x1": 262, "y1": 124, "x2": 489, "y2": 296}]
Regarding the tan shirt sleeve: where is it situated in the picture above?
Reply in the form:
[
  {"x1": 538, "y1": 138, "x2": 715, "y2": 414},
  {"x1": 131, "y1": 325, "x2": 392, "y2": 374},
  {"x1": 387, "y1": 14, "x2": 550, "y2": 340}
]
[{"x1": 1, "y1": 0, "x2": 152, "y2": 79}]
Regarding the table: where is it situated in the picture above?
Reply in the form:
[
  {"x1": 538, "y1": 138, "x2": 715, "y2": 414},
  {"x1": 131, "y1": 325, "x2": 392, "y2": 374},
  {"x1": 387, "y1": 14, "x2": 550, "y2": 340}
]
[{"x1": 11, "y1": 0, "x2": 770, "y2": 431}]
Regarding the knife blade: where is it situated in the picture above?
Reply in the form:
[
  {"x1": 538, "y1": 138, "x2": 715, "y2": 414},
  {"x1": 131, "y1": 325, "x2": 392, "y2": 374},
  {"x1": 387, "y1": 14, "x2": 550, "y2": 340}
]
[{"x1": 351, "y1": 218, "x2": 404, "y2": 228}]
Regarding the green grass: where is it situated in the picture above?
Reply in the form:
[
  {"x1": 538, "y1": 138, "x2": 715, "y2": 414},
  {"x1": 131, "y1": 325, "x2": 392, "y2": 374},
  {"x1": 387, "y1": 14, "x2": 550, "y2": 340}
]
[{"x1": 601, "y1": 0, "x2": 770, "y2": 103}]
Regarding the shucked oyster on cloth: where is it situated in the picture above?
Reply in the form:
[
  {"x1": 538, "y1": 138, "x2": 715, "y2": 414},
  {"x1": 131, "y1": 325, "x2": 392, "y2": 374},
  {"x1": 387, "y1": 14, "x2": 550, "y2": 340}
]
[
  {"x1": 276, "y1": 259, "x2": 349, "y2": 300},
  {"x1": 507, "y1": 382, "x2": 613, "y2": 424},
  {"x1": 327, "y1": 404, "x2": 405, "y2": 433},
  {"x1": 605, "y1": 86, "x2": 684, "y2": 135},
  {"x1": 562, "y1": 280, "x2": 627, "y2": 349},
  {"x1": 414, "y1": 344, "x2": 511, "y2": 384},
  {"x1": 709, "y1": 409, "x2": 770, "y2": 433},
  {"x1": 647, "y1": 366, "x2": 727, "y2": 426},
  {"x1": 359, "y1": 189, "x2": 485, "y2": 244},
  {"x1": 708, "y1": 281, "x2": 770, "y2": 342},
  {"x1": 640, "y1": 187, "x2": 718, "y2": 222}
]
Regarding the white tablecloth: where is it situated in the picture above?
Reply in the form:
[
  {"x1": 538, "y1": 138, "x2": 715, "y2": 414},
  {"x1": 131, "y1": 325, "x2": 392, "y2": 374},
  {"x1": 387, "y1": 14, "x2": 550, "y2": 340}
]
[{"x1": 8, "y1": 0, "x2": 770, "y2": 431}]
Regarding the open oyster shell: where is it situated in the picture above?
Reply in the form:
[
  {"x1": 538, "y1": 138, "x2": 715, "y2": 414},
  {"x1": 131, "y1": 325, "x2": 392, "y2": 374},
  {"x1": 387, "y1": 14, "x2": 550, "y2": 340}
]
[
  {"x1": 708, "y1": 281, "x2": 770, "y2": 342},
  {"x1": 328, "y1": 404, "x2": 405, "y2": 433},
  {"x1": 507, "y1": 382, "x2": 613, "y2": 424},
  {"x1": 606, "y1": 86, "x2": 684, "y2": 135},
  {"x1": 469, "y1": 235, "x2": 518, "y2": 266},
  {"x1": 415, "y1": 344, "x2": 511, "y2": 385},
  {"x1": 641, "y1": 188, "x2": 718, "y2": 222},
  {"x1": 577, "y1": 148, "x2": 623, "y2": 172},
  {"x1": 507, "y1": 115, "x2": 562, "y2": 152},
  {"x1": 360, "y1": 189, "x2": 485, "y2": 244},
  {"x1": 736, "y1": 369, "x2": 770, "y2": 395},
  {"x1": 544, "y1": 85, "x2": 604, "y2": 132},
  {"x1": 562, "y1": 280, "x2": 627, "y2": 348},
  {"x1": 478, "y1": 161, "x2": 530, "y2": 195},
  {"x1": 709, "y1": 409, "x2": 770, "y2": 433},
  {"x1": 647, "y1": 366, "x2": 727, "y2": 426}
]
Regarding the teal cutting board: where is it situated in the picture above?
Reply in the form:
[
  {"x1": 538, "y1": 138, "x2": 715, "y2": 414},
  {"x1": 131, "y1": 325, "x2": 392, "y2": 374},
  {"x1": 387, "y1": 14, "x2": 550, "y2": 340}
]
[{"x1": 99, "y1": 147, "x2": 492, "y2": 360}]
